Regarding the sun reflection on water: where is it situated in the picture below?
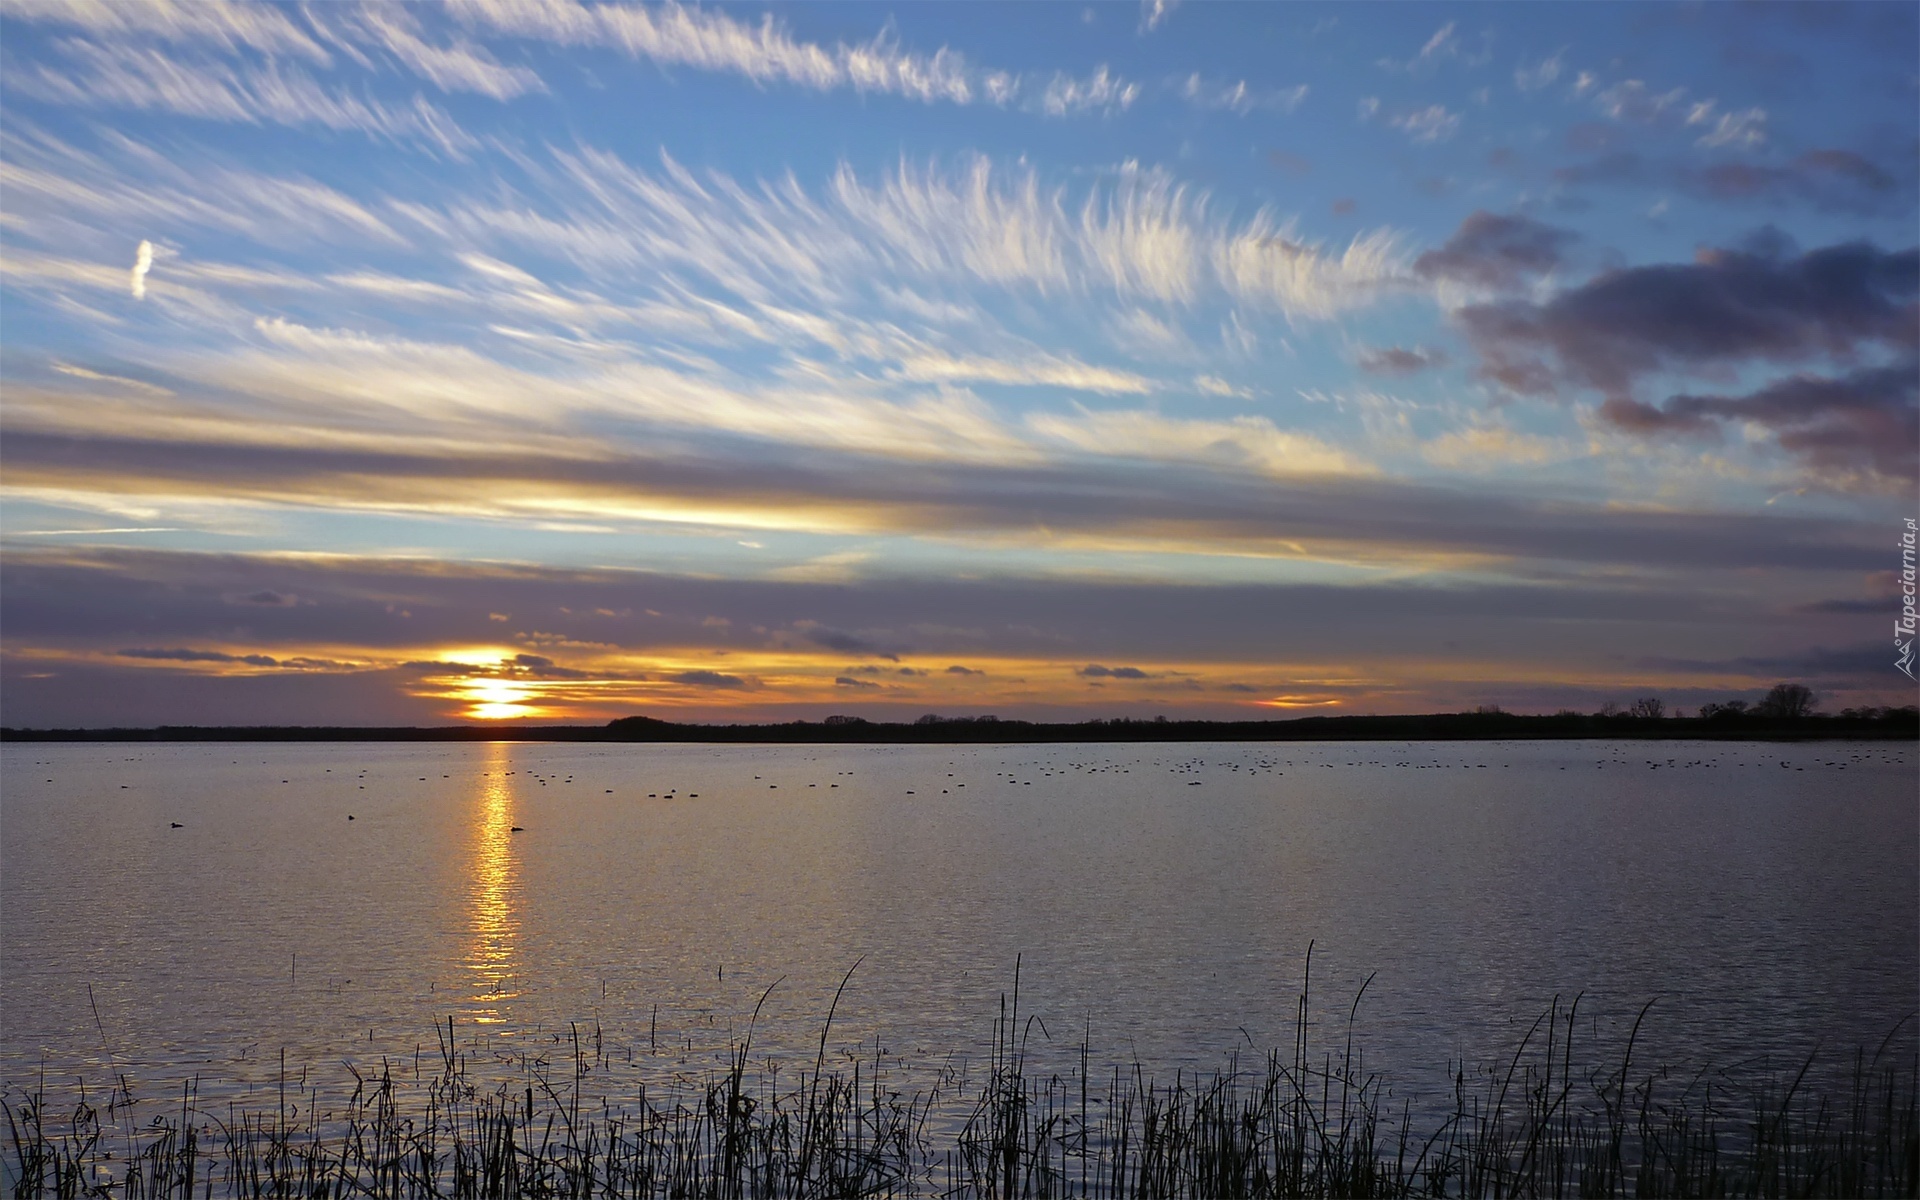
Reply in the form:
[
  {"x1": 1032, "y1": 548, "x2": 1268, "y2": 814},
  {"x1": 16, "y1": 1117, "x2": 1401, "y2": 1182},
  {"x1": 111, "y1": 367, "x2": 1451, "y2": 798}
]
[{"x1": 464, "y1": 742, "x2": 521, "y2": 1023}]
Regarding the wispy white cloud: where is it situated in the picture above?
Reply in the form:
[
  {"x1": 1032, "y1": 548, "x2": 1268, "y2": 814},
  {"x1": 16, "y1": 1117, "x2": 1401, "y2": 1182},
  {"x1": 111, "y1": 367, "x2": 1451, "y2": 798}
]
[
  {"x1": 1389, "y1": 104, "x2": 1461, "y2": 143},
  {"x1": 1378, "y1": 20, "x2": 1491, "y2": 74},
  {"x1": 890, "y1": 349, "x2": 1153, "y2": 394},
  {"x1": 451, "y1": 0, "x2": 1127, "y2": 116},
  {"x1": 12, "y1": 0, "x2": 543, "y2": 109},
  {"x1": 1178, "y1": 75, "x2": 1308, "y2": 115},
  {"x1": 472, "y1": 149, "x2": 1406, "y2": 323},
  {"x1": 1687, "y1": 102, "x2": 1768, "y2": 149},
  {"x1": 52, "y1": 362, "x2": 173, "y2": 396},
  {"x1": 1417, "y1": 22, "x2": 1460, "y2": 65},
  {"x1": 1215, "y1": 221, "x2": 1408, "y2": 320},
  {"x1": 171, "y1": 317, "x2": 1048, "y2": 467},
  {"x1": 829, "y1": 157, "x2": 1069, "y2": 291},
  {"x1": 5, "y1": 0, "x2": 331, "y2": 63},
  {"x1": 324, "y1": 272, "x2": 467, "y2": 304},
  {"x1": 1584, "y1": 77, "x2": 1765, "y2": 149},
  {"x1": 454, "y1": 0, "x2": 967, "y2": 102},
  {"x1": 1421, "y1": 423, "x2": 1574, "y2": 470},
  {"x1": 15, "y1": 312, "x2": 1375, "y2": 525},
  {"x1": 1, "y1": 131, "x2": 405, "y2": 250},
  {"x1": 1593, "y1": 79, "x2": 1686, "y2": 124},
  {"x1": 1110, "y1": 308, "x2": 1192, "y2": 356},
  {"x1": 1027, "y1": 407, "x2": 1369, "y2": 477},
  {"x1": 1139, "y1": 0, "x2": 1181, "y2": 34},
  {"x1": 1194, "y1": 374, "x2": 1252, "y2": 399},
  {"x1": 1077, "y1": 169, "x2": 1202, "y2": 302},
  {"x1": 167, "y1": 260, "x2": 315, "y2": 290},
  {"x1": 1221, "y1": 312, "x2": 1259, "y2": 356},
  {"x1": 1038, "y1": 66, "x2": 1138, "y2": 117},
  {"x1": 1513, "y1": 50, "x2": 1563, "y2": 92},
  {"x1": 343, "y1": 5, "x2": 545, "y2": 99},
  {"x1": 18, "y1": 40, "x2": 476, "y2": 155}
]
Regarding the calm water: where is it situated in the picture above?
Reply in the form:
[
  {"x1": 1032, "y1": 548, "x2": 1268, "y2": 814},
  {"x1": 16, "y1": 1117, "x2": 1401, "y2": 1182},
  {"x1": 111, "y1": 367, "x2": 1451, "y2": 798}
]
[{"x1": 3, "y1": 739, "x2": 1915, "y2": 1117}]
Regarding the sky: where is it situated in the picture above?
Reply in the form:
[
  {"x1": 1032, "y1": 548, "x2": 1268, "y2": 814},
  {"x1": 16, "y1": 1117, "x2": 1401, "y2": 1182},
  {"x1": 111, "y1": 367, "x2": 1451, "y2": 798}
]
[{"x1": 1, "y1": 0, "x2": 1916, "y2": 726}]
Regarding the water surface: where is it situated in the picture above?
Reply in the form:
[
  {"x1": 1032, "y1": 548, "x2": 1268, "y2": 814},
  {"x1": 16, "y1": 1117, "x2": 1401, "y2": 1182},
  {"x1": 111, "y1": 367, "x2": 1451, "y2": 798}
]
[{"x1": 3, "y1": 739, "x2": 1913, "y2": 1114}]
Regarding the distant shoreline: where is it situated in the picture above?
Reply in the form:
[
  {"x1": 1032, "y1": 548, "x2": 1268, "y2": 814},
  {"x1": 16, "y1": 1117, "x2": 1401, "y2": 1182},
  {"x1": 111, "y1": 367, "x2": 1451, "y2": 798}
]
[{"x1": 4, "y1": 709, "x2": 1915, "y2": 743}]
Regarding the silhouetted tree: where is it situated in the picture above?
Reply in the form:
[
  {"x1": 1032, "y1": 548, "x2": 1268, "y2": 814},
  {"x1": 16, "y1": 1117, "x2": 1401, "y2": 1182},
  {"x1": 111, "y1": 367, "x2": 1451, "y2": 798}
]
[
  {"x1": 1698, "y1": 700, "x2": 1750, "y2": 720},
  {"x1": 1755, "y1": 682, "x2": 1817, "y2": 719},
  {"x1": 1628, "y1": 697, "x2": 1665, "y2": 719}
]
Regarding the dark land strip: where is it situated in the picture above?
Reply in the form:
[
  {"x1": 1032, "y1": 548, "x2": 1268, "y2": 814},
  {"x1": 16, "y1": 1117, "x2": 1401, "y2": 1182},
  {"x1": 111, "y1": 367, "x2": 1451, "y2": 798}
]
[{"x1": 5, "y1": 708, "x2": 1915, "y2": 743}]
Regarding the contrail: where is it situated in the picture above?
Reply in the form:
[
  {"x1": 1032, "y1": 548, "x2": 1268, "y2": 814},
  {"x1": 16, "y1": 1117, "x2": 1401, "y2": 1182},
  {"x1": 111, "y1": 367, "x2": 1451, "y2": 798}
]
[{"x1": 130, "y1": 240, "x2": 153, "y2": 299}]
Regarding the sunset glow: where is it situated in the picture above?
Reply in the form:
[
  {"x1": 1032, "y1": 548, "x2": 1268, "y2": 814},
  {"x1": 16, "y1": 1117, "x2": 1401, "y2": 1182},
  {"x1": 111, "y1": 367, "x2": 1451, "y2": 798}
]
[{"x1": 459, "y1": 679, "x2": 545, "y2": 722}]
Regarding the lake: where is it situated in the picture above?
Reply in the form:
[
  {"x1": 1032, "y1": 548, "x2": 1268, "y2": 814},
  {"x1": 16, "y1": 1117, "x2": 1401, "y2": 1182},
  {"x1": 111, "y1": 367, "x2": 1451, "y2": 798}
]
[{"x1": 3, "y1": 739, "x2": 1914, "y2": 1124}]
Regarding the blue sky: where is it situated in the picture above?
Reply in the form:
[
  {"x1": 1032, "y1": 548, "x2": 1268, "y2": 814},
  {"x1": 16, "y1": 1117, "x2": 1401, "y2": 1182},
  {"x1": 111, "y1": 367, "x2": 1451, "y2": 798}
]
[{"x1": 1, "y1": 0, "x2": 1915, "y2": 724}]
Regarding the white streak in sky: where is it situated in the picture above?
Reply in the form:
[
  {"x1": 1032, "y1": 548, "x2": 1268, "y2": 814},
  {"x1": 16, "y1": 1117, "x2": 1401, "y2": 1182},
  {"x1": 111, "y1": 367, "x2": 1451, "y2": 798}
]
[{"x1": 131, "y1": 240, "x2": 153, "y2": 299}]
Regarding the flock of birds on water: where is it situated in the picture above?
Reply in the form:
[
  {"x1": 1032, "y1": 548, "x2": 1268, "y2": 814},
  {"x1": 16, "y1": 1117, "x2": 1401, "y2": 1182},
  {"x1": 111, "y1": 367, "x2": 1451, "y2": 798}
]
[{"x1": 12, "y1": 745, "x2": 1911, "y2": 833}]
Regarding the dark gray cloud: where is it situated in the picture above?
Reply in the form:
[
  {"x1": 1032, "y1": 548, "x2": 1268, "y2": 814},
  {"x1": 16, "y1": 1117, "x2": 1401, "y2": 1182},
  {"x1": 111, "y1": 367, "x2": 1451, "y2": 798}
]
[
  {"x1": 1415, "y1": 211, "x2": 1579, "y2": 290},
  {"x1": 1078, "y1": 664, "x2": 1150, "y2": 679},
  {"x1": 1, "y1": 429, "x2": 1894, "y2": 573},
  {"x1": 1599, "y1": 361, "x2": 1918, "y2": 480},
  {"x1": 1699, "y1": 150, "x2": 1901, "y2": 213},
  {"x1": 833, "y1": 675, "x2": 880, "y2": 689},
  {"x1": 1796, "y1": 597, "x2": 1885, "y2": 615},
  {"x1": 1458, "y1": 237, "x2": 1918, "y2": 398},
  {"x1": 1555, "y1": 149, "x2": 1914, "y2": 217},
  {"x1": 509, "y1": 652, "x2": 601, "y2": 680},
  {"x1": 120, "y1": 647, "x2": 278, "y2": 667},
  {"x1": 945, "y1": 664, "x2": 984, "y2": 675},
  {"x1": 667, "y1": 670, "x2": 754, "y2": 689},
  {"x1": 1355, "y1": 345, "x2": 1449, "y2": 375},
  {"x1": 2, "y1": 543, "x2": 1902, "y2": 726},
  {"x1": 794, "y1": 621, "x2": 902, "y2": 661},
  {"x1": 1637, "y1": 641, "x2": 1891, "y2": 682},
  {"x1": 3, "y1": 661, "x2": 448, "y2": 728},
  {"x1": 0, "y1": 544, "x2": 1878, "y2": 663},
  {"x1": 232, "y1": 589, "x2": 298, "y2": 607}
]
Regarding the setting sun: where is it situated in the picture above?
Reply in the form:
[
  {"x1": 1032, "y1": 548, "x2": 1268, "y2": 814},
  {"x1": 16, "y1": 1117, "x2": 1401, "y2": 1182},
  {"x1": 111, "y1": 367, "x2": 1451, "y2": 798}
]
[{"x1": 461, "y1": 678, "x2": 542, "y2": 721}]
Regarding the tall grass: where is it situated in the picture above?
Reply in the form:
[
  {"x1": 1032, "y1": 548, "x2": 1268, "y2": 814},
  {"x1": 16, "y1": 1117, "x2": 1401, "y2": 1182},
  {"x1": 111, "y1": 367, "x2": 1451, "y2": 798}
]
[{"x1": 7, "y1": 962, "x2": 1915, "y2": 1197}]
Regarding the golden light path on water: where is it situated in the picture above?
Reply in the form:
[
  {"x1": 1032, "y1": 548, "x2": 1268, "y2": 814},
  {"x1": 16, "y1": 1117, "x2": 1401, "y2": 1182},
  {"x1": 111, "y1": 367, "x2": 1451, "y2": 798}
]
[{"x1": 463, "y1": 741, "x2": 520, "y2": 1024}]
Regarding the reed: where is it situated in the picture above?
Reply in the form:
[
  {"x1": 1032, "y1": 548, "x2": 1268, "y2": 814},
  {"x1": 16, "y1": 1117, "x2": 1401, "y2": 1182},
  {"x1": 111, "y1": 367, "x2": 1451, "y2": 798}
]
[{"x1": 7, "y1": 964, "x2": 1914, "y2": 1198}]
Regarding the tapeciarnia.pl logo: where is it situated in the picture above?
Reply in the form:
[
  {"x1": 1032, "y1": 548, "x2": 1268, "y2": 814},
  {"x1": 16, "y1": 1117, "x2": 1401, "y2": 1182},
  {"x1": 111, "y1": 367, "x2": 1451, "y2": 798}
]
[{"x1": 1898, "y1": 518, "x2": 1917, "y2": 680}]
